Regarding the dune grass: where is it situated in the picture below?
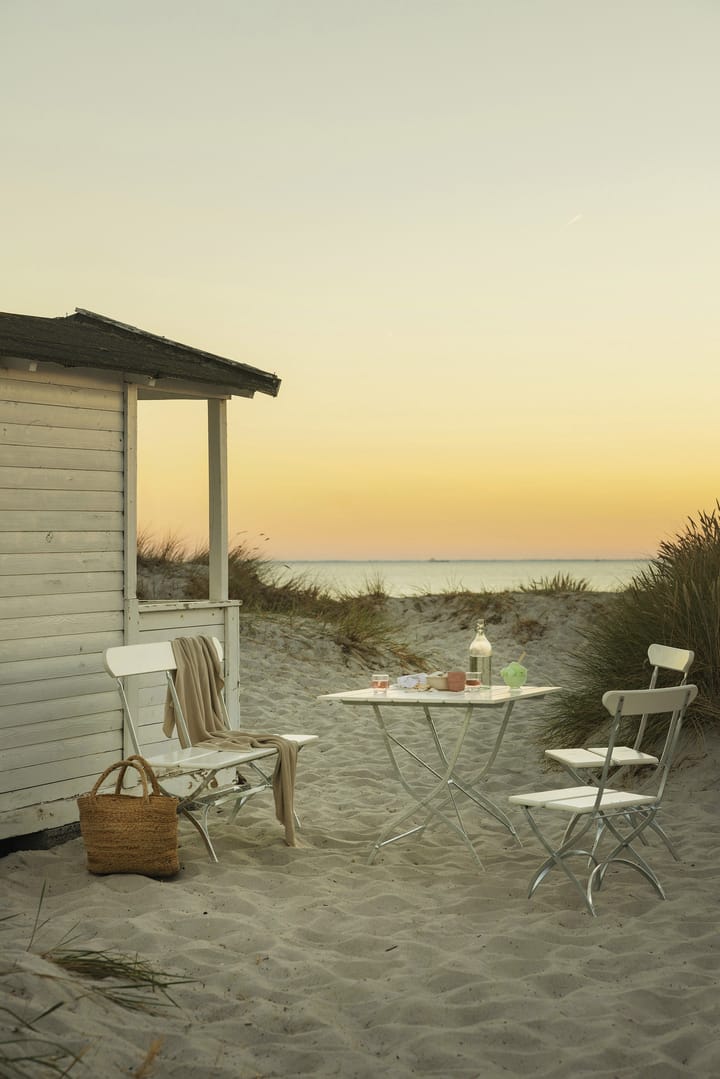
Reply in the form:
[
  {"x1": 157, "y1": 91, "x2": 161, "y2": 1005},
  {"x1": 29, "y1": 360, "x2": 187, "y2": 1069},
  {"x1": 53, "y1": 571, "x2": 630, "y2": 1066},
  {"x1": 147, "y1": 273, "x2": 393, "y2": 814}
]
[
  {"x1": 519, "y1": 573, "x2": 591, "y2": 594},
  {"x1": 0, "y1": 885, "x2": 188, "y2": 1077},
  {"x1": 137, "y1": 533, "x2": 430, "y2": 669},
  {"x1": 540, "y1": 506, "x2": 720, "y2": 752}
]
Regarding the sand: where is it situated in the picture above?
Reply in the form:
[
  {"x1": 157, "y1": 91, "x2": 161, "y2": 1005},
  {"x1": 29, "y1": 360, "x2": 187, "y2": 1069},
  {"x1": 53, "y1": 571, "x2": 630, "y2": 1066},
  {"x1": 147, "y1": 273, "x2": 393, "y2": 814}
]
[{"x1": 2, "y1": 593, "x2": 719, "y2": 1078}]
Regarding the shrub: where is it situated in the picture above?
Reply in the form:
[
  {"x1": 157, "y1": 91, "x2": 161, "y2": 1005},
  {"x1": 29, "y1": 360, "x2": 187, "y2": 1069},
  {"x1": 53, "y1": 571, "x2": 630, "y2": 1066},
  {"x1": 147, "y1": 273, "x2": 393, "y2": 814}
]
[{"x1": 540, "y1": 506, "x2": 720, "y2": 751}]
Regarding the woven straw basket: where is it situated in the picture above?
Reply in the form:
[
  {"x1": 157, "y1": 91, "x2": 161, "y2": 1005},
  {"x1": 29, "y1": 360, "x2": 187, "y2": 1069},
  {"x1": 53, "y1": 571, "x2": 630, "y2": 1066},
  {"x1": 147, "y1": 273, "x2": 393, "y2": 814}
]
[{"x1": 77, "y1": 755, "x2": 179, "y2": 878}]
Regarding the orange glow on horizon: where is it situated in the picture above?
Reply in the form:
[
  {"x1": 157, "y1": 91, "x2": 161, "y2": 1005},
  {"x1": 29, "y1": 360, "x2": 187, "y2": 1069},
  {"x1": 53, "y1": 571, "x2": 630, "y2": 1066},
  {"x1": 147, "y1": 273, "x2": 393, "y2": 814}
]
[{"x1": 137, "y1": 398, "x2": 714, "y2": 561}]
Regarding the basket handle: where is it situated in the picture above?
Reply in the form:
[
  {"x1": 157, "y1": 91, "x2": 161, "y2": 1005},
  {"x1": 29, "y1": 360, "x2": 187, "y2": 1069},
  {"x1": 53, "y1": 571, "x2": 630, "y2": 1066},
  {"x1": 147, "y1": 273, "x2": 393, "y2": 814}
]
[
  {"x1": 88, "y1": 756, "x2": 161, "y2": 801},
  {"x1": 122, "y1": 755, "x2": 162, "y2": 797}
]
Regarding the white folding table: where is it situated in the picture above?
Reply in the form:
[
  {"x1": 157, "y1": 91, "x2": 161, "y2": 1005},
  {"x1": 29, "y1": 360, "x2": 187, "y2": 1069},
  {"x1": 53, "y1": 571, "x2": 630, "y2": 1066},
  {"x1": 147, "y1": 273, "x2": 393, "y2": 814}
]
[{"x1": 319, "y1": 684, "x2": 560, "y2": 867}]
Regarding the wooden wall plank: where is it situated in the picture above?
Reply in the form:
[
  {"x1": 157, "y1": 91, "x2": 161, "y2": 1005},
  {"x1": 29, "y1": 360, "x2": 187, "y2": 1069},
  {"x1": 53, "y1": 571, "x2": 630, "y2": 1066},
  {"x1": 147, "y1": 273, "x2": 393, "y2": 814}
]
[
  {"x1": 138, "y1": 607, "x2": 225, "y2": 633},
  {"x1": 3, "y1": 591, "x2": 122, "y2": 620},
  {"x1": 0, "y1": 801, "x2": 78, "y2": 840},
  {"x1": 0, "y1": 376, "x2": 121, "y2": 411},
  {"x1": 0, "y1": 399, "x2": 124, "y2": 431},
  {"x1": 1, "y1": 419, "x2": 122, "y2": 452},
  {"x1": 0, "y1": 750, "x2": 123, "y2": 810},
  {"x1": 0, "y1": 489, "x2": 122, "y2": 511},
  {"x1": 0, "y1": 650, "x2": 107, "y2": 686},
  {"x1": 0, "y1": 466, "x2": 123, "y2": 492},
  {"x1": 0, "y1": 533, "x2": 123, "y2": 556},
  {"x1": 0, "y1": 689, "x2": 120, "y2": 730},
  {"x1": 0, "y1": 511, "x2": 122, "y2": 531},
  {"x1": 0, "y1": 571, "x2": 123, "y2": 598},
  {"x1": 2, "y1": 672, "x2": 113, "y2": 707},
  {"x1": 0, "y1": 364, "x2": 124, "y2": 393},
  {"x1": 4, "y1": 730, "x2": 120, "y2": 772},
  {"x1": 0, "y1": 611, "x2": 124, "y2": 642},
  {"x1": 139, "y1": 683, "x2": 170, "y2": 707},
  {"x1": 0, "y1": 630, "x2": 123, "y2": 664},
  {"x1": 3, "y1": 709, "x2": 123, "y2": 750}
]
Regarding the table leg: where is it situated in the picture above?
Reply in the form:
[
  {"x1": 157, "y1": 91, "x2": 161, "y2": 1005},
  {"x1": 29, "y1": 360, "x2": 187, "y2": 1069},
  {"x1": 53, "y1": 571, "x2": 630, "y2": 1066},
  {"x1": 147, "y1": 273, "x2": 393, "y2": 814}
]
[
  {"x1": 368, "y1": 702, "x2": 483, "y2": 866},
  {"x1": 419, "y1": 701, "x2": 521, "y2": 842}
]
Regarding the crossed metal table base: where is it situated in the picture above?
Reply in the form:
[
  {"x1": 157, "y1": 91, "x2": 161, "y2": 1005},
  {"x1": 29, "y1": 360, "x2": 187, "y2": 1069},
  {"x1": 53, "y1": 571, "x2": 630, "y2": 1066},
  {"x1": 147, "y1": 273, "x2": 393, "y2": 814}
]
[{"x1": 319, "y1": 685, "x2": 559, "y2": 867}]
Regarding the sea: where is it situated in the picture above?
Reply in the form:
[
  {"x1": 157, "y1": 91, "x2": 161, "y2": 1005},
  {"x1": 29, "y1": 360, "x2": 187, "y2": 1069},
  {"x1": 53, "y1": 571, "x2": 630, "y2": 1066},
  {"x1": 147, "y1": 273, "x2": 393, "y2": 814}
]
[{"x1": 269, "y1": 559, "x2": 651, "y2": 598}]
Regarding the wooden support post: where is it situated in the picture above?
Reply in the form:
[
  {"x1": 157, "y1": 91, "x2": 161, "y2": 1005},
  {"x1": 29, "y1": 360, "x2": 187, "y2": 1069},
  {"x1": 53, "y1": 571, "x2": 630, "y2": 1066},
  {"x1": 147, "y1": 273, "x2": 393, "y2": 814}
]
[{"x1": 208, "y1": 398, "x2": 229, "y2": 601}]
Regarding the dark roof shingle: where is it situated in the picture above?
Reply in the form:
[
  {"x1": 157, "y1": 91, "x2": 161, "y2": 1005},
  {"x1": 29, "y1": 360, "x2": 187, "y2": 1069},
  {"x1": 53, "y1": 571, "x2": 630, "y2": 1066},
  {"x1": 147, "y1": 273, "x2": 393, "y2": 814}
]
[{"x1": 0, "y1": 308, "x2": 281, "y2": 398}]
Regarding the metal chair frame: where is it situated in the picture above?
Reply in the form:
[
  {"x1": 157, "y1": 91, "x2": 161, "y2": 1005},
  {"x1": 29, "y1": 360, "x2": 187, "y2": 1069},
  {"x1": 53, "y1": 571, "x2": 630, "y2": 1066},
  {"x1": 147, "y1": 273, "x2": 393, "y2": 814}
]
[
  {"x1": 510, "y1": 684, "x2": 698, "y2": 916},
  {"x1": 545, "y1": 644, "x2": 694, "y2": 860},
  {"x1": 104, "y1": 638, "x2": 317, "y2": 861}
]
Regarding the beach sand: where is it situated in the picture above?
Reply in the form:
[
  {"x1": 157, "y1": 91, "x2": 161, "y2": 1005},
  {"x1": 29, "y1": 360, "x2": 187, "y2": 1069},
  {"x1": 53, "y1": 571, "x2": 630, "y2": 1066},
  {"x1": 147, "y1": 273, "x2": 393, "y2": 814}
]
[{"x1": 2, "y1": 593, "x2": 718, "y2": 1077}]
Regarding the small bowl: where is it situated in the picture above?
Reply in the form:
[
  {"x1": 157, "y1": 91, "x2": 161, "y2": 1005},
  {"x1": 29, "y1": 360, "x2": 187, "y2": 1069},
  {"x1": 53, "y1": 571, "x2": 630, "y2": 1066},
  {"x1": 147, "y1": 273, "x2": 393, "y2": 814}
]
[{"x1": 500, "y1": 662, "x2": 528, "y2": 690}]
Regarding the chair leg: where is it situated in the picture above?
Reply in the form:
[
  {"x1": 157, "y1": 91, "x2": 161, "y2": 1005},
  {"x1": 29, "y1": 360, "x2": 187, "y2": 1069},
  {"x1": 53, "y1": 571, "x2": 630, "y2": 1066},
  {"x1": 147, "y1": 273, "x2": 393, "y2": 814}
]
[
  {"x1": 522, "y1": 809, "x2": 601, "y2": 916},
  {"x1": 180, "y1": 806, "x2": 219, "y2": 863},
  {"x1": 561, "y1": 812, "x2": 604, "y2": 866},
  {"x1": 644, "y1": 816, "x2": 681, "y2": 861},
  {"x1": 228, "y1": 791, "x2": 253, "y2": 823},
  {"x1": 587, "y1": 811, "x2": 666, "y2": 906},
  {"x1": 588, "y1": 857, "x2": 665, "y2": 906}
]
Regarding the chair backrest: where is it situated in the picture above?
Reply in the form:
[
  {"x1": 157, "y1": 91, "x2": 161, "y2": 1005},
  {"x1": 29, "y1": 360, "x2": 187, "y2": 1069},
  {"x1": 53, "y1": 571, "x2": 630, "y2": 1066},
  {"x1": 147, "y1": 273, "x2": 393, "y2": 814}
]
[
  {"x1": 104, "y1": 638, "x2": 224, "y2": 678},
  {"x1": 602, "y1": 684, "x2": 697, "y2": 718},
  {"x1": 632, "y1": 644, "x2": 694, "y2": 750},
  {"x1": 646, "y1": 643, "x2": 694, "y2": 684},
  {"x1": 104, "y1": 637, "x2": 226, "y2": 754},
  {"x1": 601, "y1": 684, "x2": 698, "y2": 799}
]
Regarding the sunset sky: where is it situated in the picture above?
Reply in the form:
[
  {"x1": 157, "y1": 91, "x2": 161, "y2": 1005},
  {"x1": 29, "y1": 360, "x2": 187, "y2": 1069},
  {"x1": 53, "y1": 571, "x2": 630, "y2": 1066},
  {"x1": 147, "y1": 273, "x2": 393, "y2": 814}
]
[{"x1": 4, "y1": 1, "x2": 718, "y2": 560}]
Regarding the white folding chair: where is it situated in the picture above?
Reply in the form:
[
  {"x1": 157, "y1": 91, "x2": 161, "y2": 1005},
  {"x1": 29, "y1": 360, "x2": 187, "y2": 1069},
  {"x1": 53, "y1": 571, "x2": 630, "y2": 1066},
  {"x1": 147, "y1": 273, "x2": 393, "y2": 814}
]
[
  {"x1": 509, "y1": 683, "x2": 697, "y2": 916},
  {"x1": 104, "y1": 638, "x2": 318, "y2": 861},
  {"x1": 544, "y1": 644, "x2": 693, "y2": 860}
]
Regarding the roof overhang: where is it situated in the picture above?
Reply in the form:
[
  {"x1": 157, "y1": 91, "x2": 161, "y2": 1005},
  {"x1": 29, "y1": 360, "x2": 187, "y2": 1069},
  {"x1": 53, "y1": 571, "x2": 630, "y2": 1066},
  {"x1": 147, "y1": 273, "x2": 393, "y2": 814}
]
[{"x1": 0, "y1": 308, "x2": 281, "y2": 399}]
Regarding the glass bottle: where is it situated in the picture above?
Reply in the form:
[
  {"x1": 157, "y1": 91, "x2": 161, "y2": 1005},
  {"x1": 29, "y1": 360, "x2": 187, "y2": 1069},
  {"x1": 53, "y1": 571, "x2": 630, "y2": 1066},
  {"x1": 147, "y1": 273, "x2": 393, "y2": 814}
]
[{"x1": 469, "y1": 619, "x2": 492, "y2": 686}]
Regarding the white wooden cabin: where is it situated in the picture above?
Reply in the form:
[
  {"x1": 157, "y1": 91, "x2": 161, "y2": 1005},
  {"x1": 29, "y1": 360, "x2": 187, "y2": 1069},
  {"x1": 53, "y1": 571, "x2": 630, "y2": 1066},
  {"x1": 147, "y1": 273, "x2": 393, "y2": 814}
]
[{"x1": 0, "y1": 308, "x2": 280, "y2": 843}]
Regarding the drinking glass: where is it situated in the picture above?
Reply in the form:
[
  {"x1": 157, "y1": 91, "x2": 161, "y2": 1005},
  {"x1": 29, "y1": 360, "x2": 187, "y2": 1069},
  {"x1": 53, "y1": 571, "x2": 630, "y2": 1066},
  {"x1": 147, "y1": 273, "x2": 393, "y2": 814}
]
[{"x1": 371, "y1": 671, "x2": 389, "y2": 694}]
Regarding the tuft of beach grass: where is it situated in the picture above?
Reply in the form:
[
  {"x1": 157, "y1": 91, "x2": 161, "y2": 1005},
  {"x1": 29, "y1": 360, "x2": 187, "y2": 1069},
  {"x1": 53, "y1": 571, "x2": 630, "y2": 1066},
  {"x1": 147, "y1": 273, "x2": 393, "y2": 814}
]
[
  {"x1": 519, "y1": 573, "x2": 591, "y2": 594},
  {"x1": 0, "y1": 885, "x2": 192, "y2": 1077}
]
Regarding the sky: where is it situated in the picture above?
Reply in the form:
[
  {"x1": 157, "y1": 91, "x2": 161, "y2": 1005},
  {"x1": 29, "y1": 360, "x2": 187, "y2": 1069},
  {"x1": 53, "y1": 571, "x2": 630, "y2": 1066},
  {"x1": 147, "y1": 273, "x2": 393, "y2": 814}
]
[{"x1": 3, "y1": 1, "x2": 719, "y2": 560}]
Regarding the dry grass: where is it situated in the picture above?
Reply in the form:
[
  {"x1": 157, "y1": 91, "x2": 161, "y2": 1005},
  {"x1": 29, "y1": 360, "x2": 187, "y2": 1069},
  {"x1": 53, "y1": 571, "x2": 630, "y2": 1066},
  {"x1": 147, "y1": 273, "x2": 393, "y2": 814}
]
[
  {"x1": 0, "y1": 886, "x2": 189, "y2": 1077},
  {"x1": 519, "y1": 573, "x2": 591, "y2": 593},
  {"x1": 0, "y1": 1002, "x2": 85, "y2": 1077},
  {"x1": 137, "y1": 534, "x2": 430, "y2": 668},
  {"x1": 39, "y1": 944, "x2": 190, "y2": 1013}
]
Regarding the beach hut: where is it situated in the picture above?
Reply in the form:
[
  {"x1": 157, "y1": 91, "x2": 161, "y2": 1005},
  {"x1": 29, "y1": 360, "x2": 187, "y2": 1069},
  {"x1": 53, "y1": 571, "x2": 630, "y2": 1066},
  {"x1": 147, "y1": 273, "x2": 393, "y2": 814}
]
[{"x1": 0, "y1": 307, "x2": 280, "y2": 844}]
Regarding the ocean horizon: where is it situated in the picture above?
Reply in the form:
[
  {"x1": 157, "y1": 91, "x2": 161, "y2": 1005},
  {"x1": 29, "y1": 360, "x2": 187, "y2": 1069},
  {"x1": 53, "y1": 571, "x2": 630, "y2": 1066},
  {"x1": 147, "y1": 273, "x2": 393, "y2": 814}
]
[{"x1": 270, "y1": 559, "x2": 651, "y2": 597}]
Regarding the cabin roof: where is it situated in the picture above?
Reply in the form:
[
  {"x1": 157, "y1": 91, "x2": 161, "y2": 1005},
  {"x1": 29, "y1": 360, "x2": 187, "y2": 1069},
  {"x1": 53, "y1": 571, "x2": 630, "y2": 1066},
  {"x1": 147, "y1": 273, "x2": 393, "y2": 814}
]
[{"x1": 0, "y1": 308, "x2": 281, "y2": 398}]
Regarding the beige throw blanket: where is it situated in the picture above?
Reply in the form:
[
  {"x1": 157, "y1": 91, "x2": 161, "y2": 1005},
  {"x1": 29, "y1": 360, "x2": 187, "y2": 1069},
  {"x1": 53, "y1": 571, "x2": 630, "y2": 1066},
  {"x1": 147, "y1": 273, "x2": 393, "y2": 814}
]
[{"x1": 163, "y1": 636, "x2": 298, "y2": 846}]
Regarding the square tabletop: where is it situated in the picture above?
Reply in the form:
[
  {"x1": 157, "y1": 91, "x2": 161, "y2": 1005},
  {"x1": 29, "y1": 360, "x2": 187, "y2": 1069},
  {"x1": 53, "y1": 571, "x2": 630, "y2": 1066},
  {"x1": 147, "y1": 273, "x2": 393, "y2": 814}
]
[{"x1": 319, "y1": 685, "x2": 559, "y2": 707}]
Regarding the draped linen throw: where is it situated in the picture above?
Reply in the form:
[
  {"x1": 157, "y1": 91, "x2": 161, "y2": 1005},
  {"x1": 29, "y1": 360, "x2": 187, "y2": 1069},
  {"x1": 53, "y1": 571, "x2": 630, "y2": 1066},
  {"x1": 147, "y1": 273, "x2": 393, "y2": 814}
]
[{"x1": 163, "y1": 636, "x2": 299, "y2": 846}]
